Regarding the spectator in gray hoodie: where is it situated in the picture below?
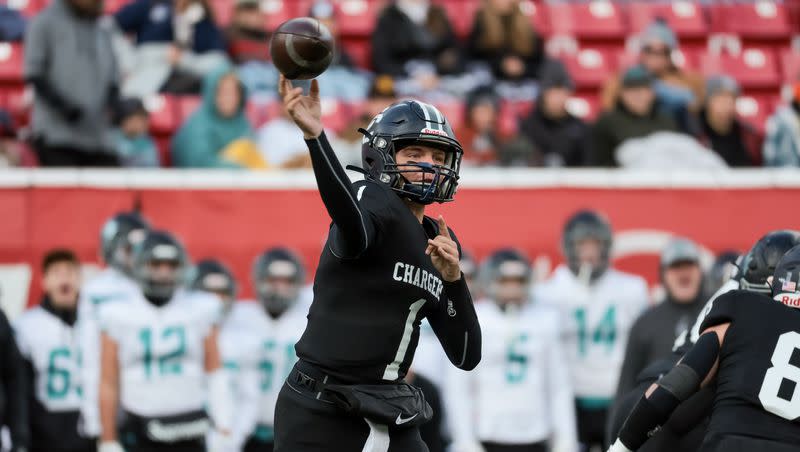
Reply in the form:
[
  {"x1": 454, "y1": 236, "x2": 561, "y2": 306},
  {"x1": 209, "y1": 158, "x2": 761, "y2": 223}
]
[{"x1": 24, "y1": 0, "x2": 119, "y2": 166}]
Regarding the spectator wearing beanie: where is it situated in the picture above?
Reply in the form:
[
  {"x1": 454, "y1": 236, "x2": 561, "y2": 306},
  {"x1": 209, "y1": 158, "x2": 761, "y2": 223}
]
[
  {"x1": 601, "y1": 19, "x2": 703, "y2": 133},
  {"x1": 112, "y1": 98, "x2": 160, "y2": 167},
  {"x1": 695, "y1": 75, "x2": 759, "y2": 166},
  {"x1": 591, "y1": 65, "x2": 678, "y2": 167},
  {"x1": 455, "y1": 85, "x2": 505, "y2": 166},
  {"x1": 763, "y1": 82, "x2": 800, "y2": 167},
  {"x1": 519, "y1": 60, "x2": 590, "y2": 167}
]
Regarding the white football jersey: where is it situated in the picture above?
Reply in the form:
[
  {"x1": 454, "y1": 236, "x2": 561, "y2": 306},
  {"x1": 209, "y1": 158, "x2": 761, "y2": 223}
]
[
  {"x1": 220, "y1": 300, "x2": 307, "y2": 435},
  {"x1": 445, "y1": 300, "x2": 578, "y2": 448},
  {"x1": 15, "y1": 307, "x2": 83, "y2": 412},
  {"x1": 534, "y1": 265, "x2": 649, "y2": 400},
  {"x1": 411, "y1": 318, "x2": 449, "y2": 390},
  {"x1": 98, "y1": 289, "x2": 222, "y2": 417},
  {"x1": 77, "y1": 267, "x2": 140, "y2": 434}
]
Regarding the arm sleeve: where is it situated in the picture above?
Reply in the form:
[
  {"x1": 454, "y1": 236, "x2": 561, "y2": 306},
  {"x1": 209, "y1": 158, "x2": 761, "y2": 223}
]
[
  {"x1": 546, "y1": 320, "x2": 578, "y2": 452},
  {"x1": 304, "y1": 132, "x2": 381, "y2": 259},
  {"x1": 23, "y1": 16, "x2": 81, "y2": 120},
  {"x1": 426, "y1": 276, "x2": 481, "y2": 371},
  {"x1": 1, "y1": 313, "x2": 29, "y2": 450}
]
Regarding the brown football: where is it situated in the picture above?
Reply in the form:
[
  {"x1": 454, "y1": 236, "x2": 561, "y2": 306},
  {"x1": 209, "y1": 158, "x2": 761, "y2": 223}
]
[{"x1": 270, "y1": 17, "x2": 335, "y2": 80}]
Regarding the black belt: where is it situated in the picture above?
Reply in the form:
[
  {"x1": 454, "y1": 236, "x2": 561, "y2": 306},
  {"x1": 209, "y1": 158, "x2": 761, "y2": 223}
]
[{"x1": 287, "y1": 360, "x2": 351, "y2": 403}]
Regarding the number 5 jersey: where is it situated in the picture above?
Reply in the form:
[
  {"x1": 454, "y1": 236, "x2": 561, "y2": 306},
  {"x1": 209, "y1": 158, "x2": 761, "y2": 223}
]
[{"x1": 534, "y1": 265, "x2": 649, "y2": 402}]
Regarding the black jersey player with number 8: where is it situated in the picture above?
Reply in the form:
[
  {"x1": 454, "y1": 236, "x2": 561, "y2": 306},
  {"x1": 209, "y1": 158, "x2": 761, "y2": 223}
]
[{"x1": 273, "y1": 75, "x2": 481, "y2": 452}]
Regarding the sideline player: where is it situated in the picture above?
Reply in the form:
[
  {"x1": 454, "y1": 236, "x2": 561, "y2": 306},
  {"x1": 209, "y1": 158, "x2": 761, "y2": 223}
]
[
  {"x1": 608, "y1": 244, "x2": 800, "y2": 452},
  {"x1": 273, "y1": 75, "x2": 481, "y2": 452},
  {"x1": 220, "y1": 248, "x2": 309, "y2": 452},
  {"x1": 534, "y1": 210, "x2": 648, "y2": 451},
  {"x1": 447, "y1": 249, "x2": 577, "y2": 452},
  {"x1": 97, "y1": 231, "x2": 231, "y2": 452},
  {"x1": 78, "y1": 211, "x2": 149, "y2": 437},
  {"x1": 16, "y1": 249, "x2": 94, "y2": 452}
]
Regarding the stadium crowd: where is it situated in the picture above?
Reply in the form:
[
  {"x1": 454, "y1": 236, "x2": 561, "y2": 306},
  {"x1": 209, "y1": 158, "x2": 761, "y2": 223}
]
[
  {"x1": 0, "y1": 208, "x2": 750, "y2": 452},
  {"x1": 0, "y1": 0, "x2": 799, "y2": 168}
]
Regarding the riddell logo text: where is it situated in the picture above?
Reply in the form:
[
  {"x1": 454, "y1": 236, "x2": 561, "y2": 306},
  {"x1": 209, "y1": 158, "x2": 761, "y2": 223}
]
[{"x1": 778, "y1": 295, "x2": 800, "y2": 308}]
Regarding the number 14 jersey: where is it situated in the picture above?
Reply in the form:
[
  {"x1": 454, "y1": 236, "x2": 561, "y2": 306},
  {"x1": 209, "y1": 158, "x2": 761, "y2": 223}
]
[
  {"x1": 699, "y1": 290, "x2": 800, "y2": 446},
  {"x1": 534, "y1": 265, "x2": 649, "y2": 401}
]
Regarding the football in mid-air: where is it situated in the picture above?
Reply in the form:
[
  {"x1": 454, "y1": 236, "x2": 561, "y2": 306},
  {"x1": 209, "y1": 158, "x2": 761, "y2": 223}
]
[{"x1": 270, "y1": 17, "x2": 335, "y2": 80}]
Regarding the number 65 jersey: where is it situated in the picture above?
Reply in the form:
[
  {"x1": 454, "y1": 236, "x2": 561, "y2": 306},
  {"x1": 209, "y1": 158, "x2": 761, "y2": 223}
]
[
  {"x1": 698, "y1": 290, "x2": 800, "y2": 446},
  {"x1": 98, "y1": 289, "x2": 222, "y2": 417}
]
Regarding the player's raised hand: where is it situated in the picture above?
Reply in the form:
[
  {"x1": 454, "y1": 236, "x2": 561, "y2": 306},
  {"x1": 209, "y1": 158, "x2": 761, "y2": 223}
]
[
  {"x1": 278, "y1": 74, "x2": 322, "y2": 139},
  {"x1": 426, "y1": 215, "x2": 461, "y2": 282}
]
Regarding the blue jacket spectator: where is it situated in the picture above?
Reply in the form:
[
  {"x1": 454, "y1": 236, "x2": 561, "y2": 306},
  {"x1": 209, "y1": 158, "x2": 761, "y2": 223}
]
[
  {"x1": 114, "y1": 0, "x2": 225, "y2": 54},
  {"x1": 0, "y1": 4, "x2": 25, "y2": 41}
]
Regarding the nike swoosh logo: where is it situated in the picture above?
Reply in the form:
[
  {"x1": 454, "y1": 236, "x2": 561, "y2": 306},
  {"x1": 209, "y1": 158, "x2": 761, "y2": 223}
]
[{"x1": 395, "y1": 413, "x2": 418, "y2": 425}]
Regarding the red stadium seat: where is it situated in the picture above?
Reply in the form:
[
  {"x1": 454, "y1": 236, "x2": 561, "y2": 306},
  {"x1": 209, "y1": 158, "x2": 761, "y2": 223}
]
[
  {"x1": 547, "y1": 0, "x2": 625, "y2": 40},
  {"x1": 246, "y1": 100, "x2": 272, "y2": 128},
  {"x1": 709, "y1": 2, "x2": 791, "y2": 40},
  {"x1": 154, "y1": 136, "x2": 172, "y2": 167},
  {"x1": 519, "y1": 0, "x2": 550, "y2": 37},
  {"x1": 0, "y1": 43, "x2": 24, "y2": 84},
  {"x1": 498, "y1": 102, "x2": 518, "y2": 136},
  {"x1": 144, "y1": 95, "x2": 180, "y2": 135},
  {"x1": 5, "y1": 0, "x2": 43, "y2": 17},
  {"x1": 565, "y1": 94, "x2": 600, "y2": 121},
  {"x1": 263, "y1": 0, "x2": 302, "y2": 31},
  {"x1": 736, "y1": 94, "x2": 775, "y2": 135},
  {"x1": 177, "y1": 95, "x2": 203, "y2": 123},
  {"x1": 628, "y1": 1, "x2": 707, "y2": 39},
  {"x1": 701, "y1": 47, "x2": 780, "y2": 89},
  {"x1": 780, "y1": 49, "x2": 800, "y2": 83},
  {"x1": 557, "y1": 48, "x2": 613, "y2": 89},
  {"x1": 334, "y1": 0, "x2": 383, "y2": 38},
  {"x1": 437, "y1": 0, "x2": 481, "y2": 39},
  {"x1": 341, "y1": 38, "x2": 371, "y2": 70}
]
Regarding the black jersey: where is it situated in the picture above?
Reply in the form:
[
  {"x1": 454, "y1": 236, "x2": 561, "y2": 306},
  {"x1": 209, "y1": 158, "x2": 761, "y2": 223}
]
[
  {"x1": 294, "y1": 133, "x2": 481, "y2": 383},
  {"x1": 698, "y1": 289, "x2": 800, "y2": 446}
]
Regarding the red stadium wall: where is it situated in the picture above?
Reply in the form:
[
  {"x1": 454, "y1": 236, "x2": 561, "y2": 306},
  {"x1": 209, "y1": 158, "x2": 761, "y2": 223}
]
[{"x1": 1, "y1": 169, "x2": 799, "y2": 311}]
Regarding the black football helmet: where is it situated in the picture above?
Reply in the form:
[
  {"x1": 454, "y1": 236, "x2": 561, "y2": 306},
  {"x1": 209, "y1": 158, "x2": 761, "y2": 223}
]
[
  {"x1": 772, "y1": 244, "x2": 800, "y2": 300},
  {"x1": 561, "y1": 210, "x2": 613, "y2": 281},
  {"x1": 358, "y1": 100, "x2": 463, "y2": 205},
  {"x1": 189, "y1": 259, "x2": 238, "y2": 304},
  {"x1": 100, "y1": 212, "x2": 150, "y2": 276},
  {"x1": 252, "y1": 247, "x2": 305, "y2": 317},
  {"x1": 479, "y1": 248, "x2": 532, "y2": 306},
  {"x1": 739, "y1": 230, "x2": 800, "y2": 294},
  {"x1": 131, "y1": 230, "x2": 190, "y2": 305}
]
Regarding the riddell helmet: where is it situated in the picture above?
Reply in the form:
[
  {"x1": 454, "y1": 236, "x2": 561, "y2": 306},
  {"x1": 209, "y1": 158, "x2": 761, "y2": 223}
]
[
  {"x1": 252, "y1": 247, "x2": 305, "y2": 316},
  {"x1": 561, "y1": 210, "x2": 613, "y2": 280},
  {"x1": 100, "y1": 212, "x2": 150, "y2": 276},
  {"x1": 189, "y1": 259, "x2": 238, "y2": 302},
  {"x1": 131, "y1": 230, "x2": 190, "y2": 305},
  {"x1": 479, "y1": 248, "x2": 532, "y2": 305},
  {"x1": 772, "y1": 245, "x2": 800, "y2": 303},
  {"x1": 359, "y1": 100, "x2": 463, "y2": 205},
  {"x1": 739, "y1": 230, "x2": 800, "y2": 294}
]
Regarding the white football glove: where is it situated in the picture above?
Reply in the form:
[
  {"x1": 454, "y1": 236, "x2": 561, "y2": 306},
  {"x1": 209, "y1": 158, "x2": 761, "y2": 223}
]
[
  {"x1": 450, "y1": 440, "x2": 486, "y2": 452},
  {"x1": 607, "y1": 439, "x2": 634, "y2": 452},
  {"x1": 97, "y1": 441, "x2": 125, "y2": 452},
  {"x1": 207, "y1": 430, "x2": 241, "y2": 452}
]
